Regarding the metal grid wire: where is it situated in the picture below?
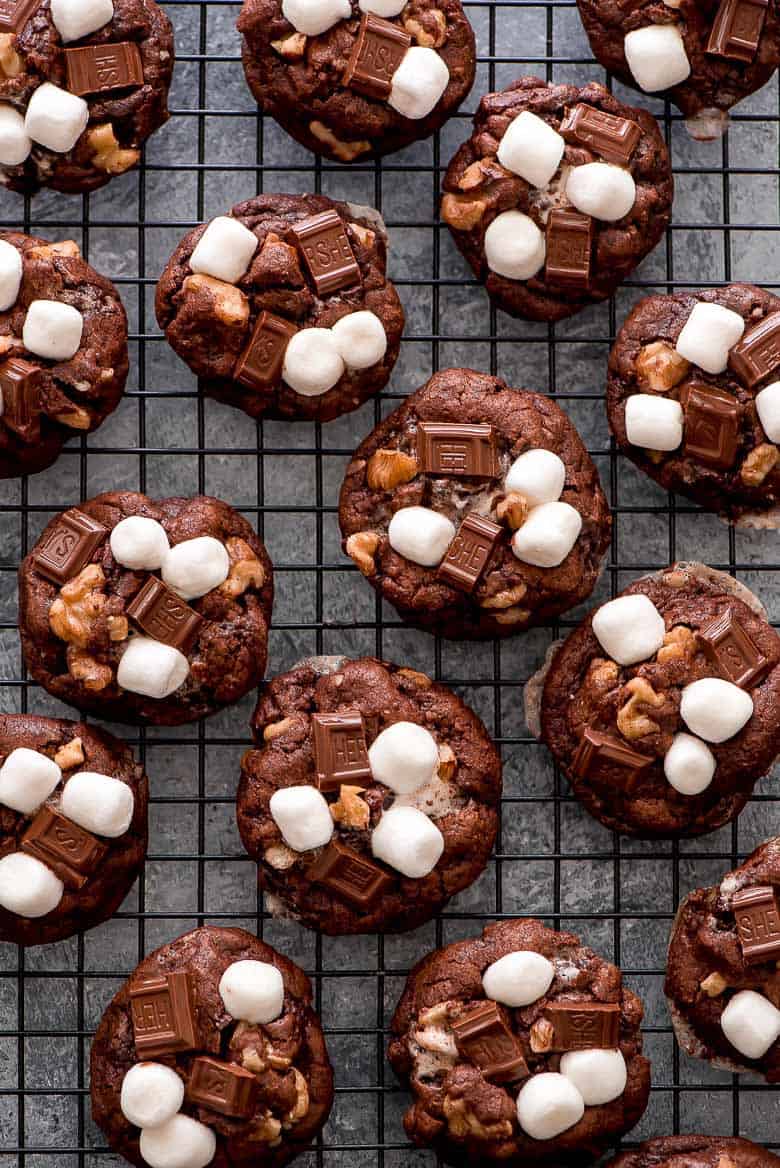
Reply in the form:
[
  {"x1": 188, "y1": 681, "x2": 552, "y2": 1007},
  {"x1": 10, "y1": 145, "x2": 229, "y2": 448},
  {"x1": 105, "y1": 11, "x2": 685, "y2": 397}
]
[{"x1": 0, "y1": 0, "x2": 778, "y2": 1162}]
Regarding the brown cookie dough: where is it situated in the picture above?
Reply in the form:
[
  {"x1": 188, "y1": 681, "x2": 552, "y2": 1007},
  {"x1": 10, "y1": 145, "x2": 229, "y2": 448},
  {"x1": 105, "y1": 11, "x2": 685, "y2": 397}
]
[
  {"x1": 441, "y1": 78, "x2": 673, "y2": 322},
  {"x1": 155, "y1": 194, "x2": 404, "y2": 424},
  {"x1": 18, "y1": 491, "x2": 274, "y2": 725},
  {"x1": 237, "y1": 0, "x2": 475, "y2": 163},
  {"x1": 0, "y1": 714, "x2": 147, "y2": 946},
  {"x1": 606, "y1": 1136, "x2": 780, "y2": 1168},
  {"x1": 237, "y1": 655, "x2": 502, "y2": 934},
  {"x1": 388, "y1": 918, "x2": 650, "y2": 1167},
  {"x1": 90, "y1": 925, "x2": 334, "y2": 1168}
]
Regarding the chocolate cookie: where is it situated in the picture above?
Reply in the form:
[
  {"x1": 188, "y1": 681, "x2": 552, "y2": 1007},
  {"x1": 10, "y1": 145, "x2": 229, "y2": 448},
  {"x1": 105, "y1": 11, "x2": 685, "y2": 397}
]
[
  {"x1": 535, "y1": 563, "x2": 780, "y2": 839},
  {"x1": 237, "y1": 0, "x2": 475, "y2": 163},
  {"x1": 91, "y1": 925, "x2": 334, "y2": 1168},
  {"x1": 0, "y1": 714, "x2": 147, "y2": 946},
  {"x1": 19, "y1": 491, "x2": 274, "y2": 725},
  {"x1": 156, "y1": 194, "x2": 404, "y2": 424},
  {"x1": 237, "y1": 655, "x2": 502, "y2": 934},
  {"x1": 388, "y1": 918, "x2": 650, "y2": 1167},
  {"x1": 665, "y1": 837, "x2": 780, "y2": 1081},
  {"x1": 0, "y1": 232, "x2": 128, "y2": 478},
  {"x1": 607, "y1": 283, "x2": 780, "y2": 525},
  {"x1": 441, "y1": 78, "x2": 673, "y2": 322},
  {"x1": 338, "y1": 368, "x2": 611, "y2": 639},
  {"x1": 606, "y1": 1136, "x2": 780, "y2": 1168},
  {"x1": 0, "y1": 0, "x2": 173, "y2": 193}
]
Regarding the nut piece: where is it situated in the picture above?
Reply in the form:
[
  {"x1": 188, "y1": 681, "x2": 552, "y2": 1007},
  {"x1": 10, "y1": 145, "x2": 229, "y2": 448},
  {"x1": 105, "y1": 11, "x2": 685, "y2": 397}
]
[
  {"x1": 443, "y1": 1093, "x2": 513, "y2": 1141},
  {"x1": 657, "y1": 624, "x2": 696, "y2": 664},
  {"x1": 403, "y1": 7, "x2": 446, "y2": 47},
  {"x1": 348, "y1": 221, "x2": 375, "y2": 249},
  {"x1": 635, "y1": 340, "x2": 690, "y2": 392},
  {"x1": 49, "y1": 404, "x2": 92, "y2": 430},
  {"x1": 397, "y1": 667, "x2": 432, "y2": 688},
  {"x1": 241, "y1": 1045, "x2": 266, "y2": 1073},
  {"x1": 253, "y1": 1111, "x2": 282, "y2": 1144},
  {"x1": 309, "y1": 121, "x2": 371, "y2": 161},
  {"x1": 441, "y1": 192, "x2": 487, "y2": 231},
  {"x1": 700, "y1": 971, "x2": 727, "y2": 997},
  {"x1": 284, "y1": 1067, "x2": 310, "y2": 1127},
  {"x1": 219, "y1": 537, "x2": 265, "y2": 597},
  {"x1": 457, "y1": 159, "x2": 489, "y2": 191},
  {"x1": 271, "y1": 31, "x2": 306, "y2": 57},
  {"x1": 88, "y1": 124, "x2": 140, "y2": 175},
  {"x1": 330, "y1": 784, "x2": 370, "y2": 830},
  {"x1": 53, "y1": 737, "x2": 84, "y2": 770},
  {"x1": 495, "y1": 492, "x2": 529, "y2": 529},
  {"x1": 586, "y1": 657, "x2": 620, "y2": 694},
  {"x1": 49, "y1": 564, "x2": 107, "y2": 648},
  {"x1": 183, "y1": 274, "x2": 250, "y2": 328},
  {"x1": 107, "y1": 614, "x2": 128, "y2": 642},
  {"x1": 66, "y1": 647, "x2": 112, "y2": 692},
  {"x1": 740, "y1": 442, "x2": 779, "y2": 487},
  {"x1": 617, "y1": 676, "x2": 665, "y2": 741},
  {"x1": 264, "y1": 843, "x2": 298, "y2": 870},
  {"x1": 263, "y1": 716, "x2": 298, "y2": 742},
  {"x1": 493, "y1": 605, "x2": 530, "y2": 625},
  {"x1": 346, "y1": 531, "x2": 379, "y2": 577},
  {"x1": 529, "y1": 1017, "x2": 554, "y2": 1053},
  {"x1": 437, "y1": 743, "x2": 456, "y2": 781},
  {"x1": 366, "y1": 448, "x2": 419, "y2": 491},
  {"x1": 480, "y1": 582, "x2": 527, "y2": 610},
  {"x1": 29, "y1": 240, "x2": 81, "y2": 261},
  {"x1": 0, "y1": 33, "x2": 21, "y2": 77}
]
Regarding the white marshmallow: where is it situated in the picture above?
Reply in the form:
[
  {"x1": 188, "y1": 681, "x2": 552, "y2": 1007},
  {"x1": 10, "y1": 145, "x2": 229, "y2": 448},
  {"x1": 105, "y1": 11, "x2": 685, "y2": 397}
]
[
  {"x1": 368, "y1": 722, "x2": 439, "y2": 795},
  {"x1": 680, "y1": 678, "x2": 753, "y2": 744},
  {"x1": 139, "y1": 1114, "x2": 217, "y2": 1168},
  {"x1": 0, "y1": 852, "x2": 63, "y2": 918},
  {"x1": 675, "y1": 301, "x2": 745, "y2": 374},
  {"x1": 282, "y1": 0, "x2": 350, "y2": 33},
  {"x1": 623, "y1": 24, "x2": 691, "y2": 93},
  {"x1": 110, "y1": 515, "x2": 170, "y2": 570},
  {"x1": 117, "y1": 636, "x2": 189, "y2": 699},
  {"x1": 359, "y1": 0, "x2": 404, "y2": 14},
  {"x1": 484, "y1": 210, "x2": 545, "y2": 281},
  {"x1": 720, "y1": 990, "x2": 780, "y2": 1060},
  {"x1": 566, "y1": 162, "x2": 636, "y2": 222},
  {"x1": 756, "y1": 381, "x2": 780, "y2": 442},
  {"x1": 511, "y1": 501, "x2": 582, "y2": 568},
  {"x1": 189, "y1": 216, "x2": 258, "y2": 285},
  {"x1": 0, "y1": 239, "x2": 22, "y2": 312},
  {"x1": 24, "y1": 83, "x2": 88, "y2": 153},
  {"x1": 559, "y1": 1049, "x2": 627, "y2": 1105},
  {"x1": 482, "y1": 950, "x2": 554, "y2": 1007},
  {"x1": 282, "y1": 327, "x2": 345, "y2": 397},
  {"x1": 161, "y1": 536, "x2": 230, "y2": 600},
  {"x1": 592, "y1": 594, "x2": 666, "y2": 666},
  {"x1": 497, "y1": 110, "x2": 565, "y2": 188},
  {"x1": 61, "y1": 771, "x2": 134, "y2": 838},
  {"x1": 663, "y1": 732, "x2": 716, "y2": 796},
  {"x1": 371, "y1": 805, "x2": 444, "y2": 878},
  {"x1": 504, "y1": 449, "x2": 565, "y2": 507},
  {"x1": 516, "y1": 1072, "x2": 585, "y2": 1141},
  {"x1": 387, "y1": 506, "x2": 455, "y2": 567},
  {"x1": 219, "y1": 958, "x2": 285, "y2": 1024},
  {"x1": 331, "y1": 311, "x2": 387, "y2": 369},
  {"x1": 23, "y1": 299, "x2": 83, "y2": 361},
  {"x1": 0, "y1": 747, "x2": 60, "y2": 814},
  {"x1": 119, "y1": 1062, "x2": 184, "y2": 1129},
  {"x1": 0, "y1": 106, "x2": 31, "y2": 167},
  {"x1": 269, "y1": 785, "x2": 333, "y2": 852},
  {"x1": 50, "y1": 0, "x2": 113, "y2": 41},
  {"x1": 625, "y1": 393, "x2": 684, "y2": 451},
  {"x1": 388, "y1": 46, "x2": 449, "y2": 120}
]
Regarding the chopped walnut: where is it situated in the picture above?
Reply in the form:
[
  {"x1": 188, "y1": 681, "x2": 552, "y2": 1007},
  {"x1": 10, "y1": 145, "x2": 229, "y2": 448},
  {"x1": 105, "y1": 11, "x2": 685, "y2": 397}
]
[
  {"x1": 67, "y1": 647, "x2": 112, "y2": 692},
  {"x1": 458, "y1": 159, "x2": 489, "y2": 191},
  {"x1": 717, "y1": 1157, "x2": 737, "y2": 1168},
  {"x1": 0, "y1": 33, "x2": 21, "y2": 78},
  {"x1": 348, "y1": 221, "x2": 375, "y2": 249},
  {"x1": 700, "y1": 971, "x2": 727, "y2": 997},
  {"x1": 443, "y1": 1093, "x2": 513, "y2": 1141},
  {"x1": 494, "y1": 605, "x2": 530, "y2": 625},
  {"x1": 88, "y1": 124, "x2": 140, "y2": 175},
  {"x1": 530, "y1": 1017, "x2": 554, "y2": 1053},
  {"x1": 271, "y1": 31, "x2": 306, "y2": 57},
  {"x1": 183, "y1": 274, "x2": 249, "y2": 328},
  {"x1": 283, "y1": 1068, "x2": 310, "y2": 1127},
  {"x1": 264, "y1": 716, "x2": 298, "y2": 742},
  {"x1": 635, "y1": 341, "x2": 690, "y2": 392},
  {"x1": 309, "y1": 121, "x2": 371, "y2": 161},
  {"x1": 586, "y1": 657, "x2": 620, "y2": 694},
  {"x1": 253, "y1": 1112, "x2": 282, "y2": 1144},
  {"x1": 107, "y1": 614, "x2": 128, "y2": 642},
  {"x1": 366, "y1": 448, "x2": 418, "y2": 491},
  {"x1": 29, "y1": 240, "x2": 81, "y2": 261},
  {"x1": 480, "y1": 582, "x2": 527, "y2": 610},
  {"x1": 241, "y1": 1045, "x2": 266, "y2": 1073},
  {"x1": 403, "y1": 6, "x2": 446, "y2": 46},
  {"x1": 495, "y1": 492, "x2": 529, "y2": 529},
  {"x1": 49, "y1": 564, "x2": 107, "y2": 648},
  {"x1": 346, "y1": 531, "x2": 379, "y2": 576},
  {"x1": 617, "y1": 676, "x2": 665, "y2": 741},
  {"x1": 48, "y1": 404, "x2": 92, "y2": 430},
  {"x1": 740, "y1": 442, "x2": 779, "y2": 487},
  {"x1": 441, "y1": 192, "x2": 487, "y2": 231},
  {"x1": 264, "y1": 843, "x2": 297, "y2": 870},
  {"x1": 397, "y1": 667, "x2": 431, "y2": 688},
  {"x1": 657, "y1": 624, "x2": 696, "y2": 664},
  {"x1": 220, "y1": 537, "x2": 265, "y2": 597},
  {"x1": 437, "y1": 743, "x2": 456, "y2": 781},
  {"x1": 54, "y1": 737, "x2": 84, "y2": 770},
  {"x1": 330, "y1": 784, "x2": 369, "y2": 830}
]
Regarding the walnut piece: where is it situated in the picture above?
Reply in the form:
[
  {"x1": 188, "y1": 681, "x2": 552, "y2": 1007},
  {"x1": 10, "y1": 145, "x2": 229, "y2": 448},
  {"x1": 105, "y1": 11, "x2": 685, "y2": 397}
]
[
  {"x1": 284, "y1": 1068, "x2": 310, "y2": 1127},
  {"x1": 740, "y1": 442, "x2": 779, "y2": 486},
  {"x1": 271, "y1": 31, "x2": 306, "y2": 57},
  {"x1": 88, "y1": 124, "x2": 140, "y2": 174},
  {"x1": 67, "y1": 647, "x2": 112, "y2": 691},
  {"x1": 437, "y1": 743, "x2": 456, "y2": 781},
  {"x1": 253, "y1": 1112, "x2": 282, "y2": 1144},
  {"x1": 635, "y1": 341, "x2": 690, "y2": 392},
  {"x1": 657, "y1": 624, "x2": 696, "y2": 664},
  {"x1": 346, "y1": 531, "x2": 379, "y2": 576},
  {"x1": 530, "y1": 1017, "x2": 554, "y2": 1053},
  {"x1": 220, "y1": 536, "x2": 265, "y2": 597},
  {"x1": 480, "y1": 582, "x2": 527, "y2": 610},
  {"x1": 348, "y1": 221, "x2": 375, "y2": 249},
  {"x1": 107, "y1": 614, "x2": 128, "y2": 642},
  {"x1": 586, "y1": 657, "x2": 620, "y2": 693},
  {"x1": 309, "y1": 121, "x2": 371, "y2": 161},
  {"x1": 54, "y1": 737, "x2": 84, "y2": 770},
  {"x1": 700, "y1": 971, "x2": 727, "y2": 997},
  {"x1": 183, "y1": 274, "x2": 249, "y2": 328},
  {"x1": 366, "y1": 448, "x2": 418, "y2": 490},
  {"x1": 264, "y1": 843, "x2": 297, "y2": 870},
  {"x1": 403, "y1": 7, "x2": 446, "y2": 46},
  {"x1": 441, "y1": 192, "x2": 487, "y2": 231},
  {"x1": 48, "y1": 404, "x2": 92, "y2": 430},
  {"x1": 617, "y1": 676, "x2": 665, "y2": 741},
  {"x1": 263, "y1": 716, "x2": 298, "y2": 742},
  {"x1": 330, "y1": 784, "x2": 369, "y2": 830},
  {"x1": 495, "y1": 492, "x2": 529, "y2": 529},
  {"x1": 0, "y1": 33, "x2": 21, "y2": 77},
  {"x1": 442, "y1": 1094, "x2": 513, "y2": 1141},
  {"x1": 49, "y1": 564, "x2": 107, "y2": 648},
  {"x1": 493, "y1": 605, "x2": 530, "y2": 625},
  {"x1": 29, "y1": 240, "x2": 81, "y2": 261},
  {"x1": 397, "y1": 667, "x2": 432, "y2": 688},
  {"x1": 458, "y1": 159, "x2": 489, "y2": 191},
  {"x1": 241, "y1": 1045, "x2": 266, "y2": 1073}
]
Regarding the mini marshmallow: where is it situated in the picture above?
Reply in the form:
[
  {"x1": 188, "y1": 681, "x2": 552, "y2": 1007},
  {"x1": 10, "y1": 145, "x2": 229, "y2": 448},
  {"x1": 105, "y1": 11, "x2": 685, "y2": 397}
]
[
  {"x1": 675, "y1": 301, "x2": 745, "y2": 374},
  {"x1": 269, "y1": 785, "x2": 333, "y2": 852},
  {"x1": 0, "y1": 747, "x2": 60, "y2": 814},
  {"x1": 756, "y1": 381, "x2": 780, "y2": 443},
  {"x1": 331, "y1": 311, "x2": 387, "y2": 369},
  {"x1": 497, "y1": 110, "x2": 565, "y2": 188},
  {"x1": 559, "y1": 1049, "x2": 627, "y2": 1106},
  {"x1": 511, "y1": 501, "x2": 582, "y2": 568},
  {"x1": 371, "y1": 805, "x2": 444, "y2": 878},
  {"x1": 23, "y1": 299, "x2": 83, "y2": 361},
  {"x1": 61, "y1": 771, "x2": 134, "y2": 838},
  {"x1": 189, "y1": 216, "x2": 258, "y2": 285},
  {"x1": 504, "y1": 449, "x2": 565, "y2": 507},
  {"x1": 219, "y1": 958, "x2": 285, "y2": 1024},
  {"x1": 282, "y1": 0, "x2": 350, "y2": 34},
  {"x1": 680, "y1": 678, "x2": 753, "y2": 744},
  {"x1": 516, "y1": 1072, "x2": 585, "y2": 1141},
  {"x1": 139, "y1": 1114, "x2": 217, "y2": 1168},
  {"x1": 161, "y1": 536, "x2": 230, "y2": 600},
  {"x1": 388, "y1": 46, "x2": 450, "y2": 120},
  {"x1": 0, "y1": 106, "x2": 31, "y2": 168},
  {"x1": 566, "y1": 162, "x2": 636, "y2": 222},
  {"x1": 484, "y1": 210, "x2": 545, "y2": 281},
  {"x1": 368, "y1": 722, "x2": 439, "y2": 795},
  {"x1": 359, "y1": 0, "x2": 404, "y2": 14},
  {"x1": 482, "y1": 950, "x2": 555, "y2": 1007},
  {"x1": 24, "y1": 83, "x2": 89, "y2": 153},
  {"x1": 663, "y1": 732, "x2": 716, "y2": 796},
  {"x1": 282, "y1": 328, "x2": 345, "y2": 397},
  {"x1": 592, "y1": 594, "x2": 666, "y2": 666},
  {"x1": 388, "y1": 506, "x2": 455, "y2": 567},
  {"x1": 110, "y1": 515, "x2": 170, "y2": 570},
  {"x1": 624, "y1": 393, "x2": 684, "y2": 451},
  {"x1": 50, "y1": 0, "x2": 113, "y2": 41},
  {"x1": 0, "y1": 239, "x2": 22, "y2": 313},
  {"x1": 720, "y1": 990, "x2": 780, "y2": 1060},
  {"x1": 117, "y1": 636, "x2": 189, "y2": 700},
  {"x1": 0, "y1": 852, "x2": 63, "y2": 918},
  {"x1": 120, "y1": 1062, "x2": 184, "y2": 1129},
  {"x1": 623, "y1": 23, "x2": 691, "y2": 93}
]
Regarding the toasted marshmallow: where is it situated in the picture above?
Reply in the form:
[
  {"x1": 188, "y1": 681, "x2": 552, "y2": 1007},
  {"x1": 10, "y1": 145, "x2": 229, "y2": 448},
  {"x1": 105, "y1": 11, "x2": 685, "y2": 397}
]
[
  {"x1": 368, "y1": 722, "x2": 439, "y2": 795},
  {"x1": 484, "y1": 210, "x2": 545, "y2": 281},
  {"x1": 219, "y1": 958, "x2": 285, "y2": 1024},
  {"x1": 679, "y1": 678, "x2": 753, "y2": 743},
  {"x1": 189, "y1": 216, "x2": 258, "y2": 285},
  {"x1": 591, "y1": 594, "x2": 666, "y2": 666},
  {"x1": 497, "y1": 111, "x2": 565, "y2": 188},
  {"x1": 482, "y1": 950, "x2": 555, "y2": 1007},
  {"x1": 675, "y1": 301, "x2": 745, "y2": 374}
]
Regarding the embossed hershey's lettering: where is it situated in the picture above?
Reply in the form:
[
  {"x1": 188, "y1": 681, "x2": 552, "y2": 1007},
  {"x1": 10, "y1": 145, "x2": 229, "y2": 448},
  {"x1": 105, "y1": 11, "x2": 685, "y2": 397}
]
[
  {"x1": 126, "y1": 575, "x2": 204, "y2": 652},
  {"x1": 291, "y1": 210, "x2": 361, "y2": 296},
  {"x1": 32, "y1": 510, "x2": 107, "y2": 586},
  {"x1": 312, "y1": 711, "x2": 371, "y2": 792},
  {"x1": 731, "y1": 885, "x2": 780, "y2": 963},
  {"x1": 342, "y1": 13, "x2": 411, "y2": 101},
  {"x1": 436, "y1": 514, "x2": 503, "y2": 593}
]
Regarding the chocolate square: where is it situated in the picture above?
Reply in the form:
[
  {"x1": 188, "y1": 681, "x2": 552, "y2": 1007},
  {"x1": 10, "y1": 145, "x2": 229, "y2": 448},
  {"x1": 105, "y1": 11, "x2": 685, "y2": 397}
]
[
  {"x1": 542, "y1": 1001, "x2": 621, "y2": 1050},
  {"x1": 307, "y1": 839, "x2": 393, "y2": 908},
  {"x1": 545, "y1": 210, "x2": 594, "y2": 290},
  {"x1": 697, "y1": 608, "x2": 770, "y2": 690},
  {"x1": 729, "y1": 310, "x2": 780, "y2": 387},
  {"x1": 559, "y1": 103, "x2": 641, "y2": 166},
  {"x1": 342, "y1": 13, "x2": 411, "y2": 100},
  {"x1": 186, "y1": 1056, "x2": 258, "y2": 1118},
  {"x1": 21, "y1": 806, "x2": 107, "y2": 890},
  {"x1": 32, "y1": 510, "x2": 107, "y2": 586},
  {"x1": 0, "y1": 357, "x2": 42, "y2": 444},
  {"x1": 416, "y1": 422, "x2": 498, "y2": 478},
  {"x1": 451, "y1": 1001, "x2": 529, "y2": 1082},
  {"x1": 571, "y1": 728, "x2": 653, "y2": 790},
  {"x1": 681, "y1": 382, "x2": 740, "y2": 470},
  {"x1": 311, "y1": 711, "x2": 371, "y2": 793},
  {"x1": 234, "y1": 311, "x2": 297, "y2": 392},
  {"x1": 0, "y1": 0, "x2": 40, "y2": 33},
  {"x1": 129, "y1": 971, "x2": 199, "y2": 1058},
  {"x1": 291, "y1": 210, "x2": 361, "y2": 296},
  {"x1": 731, "y1": 885, "x2": 780, "y2": 964},
  {"x1": 707, "y1": 0, "x2": 768, "y2": 61},
  {"x1": 64, "y1": 42, "x2": 144, "y2": 97},
  {"x1": 436, "y1": 514, "x2": 503, "y2": 593},
  {"x1": 126, "y1": 575, "x2": 204, "y2": 652}
]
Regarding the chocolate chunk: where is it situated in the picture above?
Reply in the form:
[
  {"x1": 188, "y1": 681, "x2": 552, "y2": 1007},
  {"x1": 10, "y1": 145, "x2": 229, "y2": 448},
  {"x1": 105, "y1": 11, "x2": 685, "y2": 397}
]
[
  {"x1": 307, "y1": 839, "x2": 394, "y2": 908},
  {"x1": 729, "y1": 310, "x2": 780, "y2": 388},
  {"x1": 312, "y1": 711, "x2": 371, "y2": 794},
  {"x1": 559, "y1": 103, "x2": 641, "y2": 166},
  {"x1": 64, "y1": 42, "x2": 144, "y2": 97},
  {"x1": 707, "y1": 0, "x2": 768, "y2": 62},
  {"x1": 32, "y1": 509, "x2": 107, "y2": 586},
  {"x1": 186, "y1": 1056, "x2": 259, "y2": 1118},
  {"x1": 129, "y1": 971, "x2": 199, "y2": 1058},
  {"x1": 697, "y1": 607, "x2": 770, "y2": 690},
  {"x1": 0, "y1": 0, "x2": 40, "y2": 32},
  {"x1": 542, "y1": 1001, "x2": 621, "y2": 1050},
  {"x1": 571, "y1": 728, "x2": 653, "y2": 789},
  {"x1": 342, "y1": 13, "x2": 411, "y2": 101},
  {"x1": 451, "y1": 1001, "x2": 529, "y2": 1083},
  {"x1": 292, "y1": 210, "x2": 361, "y2": 296},
  {"x1": 545, "y1": 210, "x2": 593, "y2": 290},
  {"x1": 0, "y1": 357, "x2": 42, "y2": 444},
  {"x1": 436, "y1": 514, "x2": 503, "y2": 593},
  {"x1": 21, "y1": 806, "x2": 107, "y2": 890},
  {"x1": 416, "y1": 422, "x2": 498, "y2": 478},
  {"x1": 234, "y1": 311, "x2": 297, "y2": 392},
  {"x1": 126, "y1": 575, "x2": 204, "y2": 652},
  {"x1": 680, "y1": 383, "x2": 740, "y2": 470},
  {"x1": 731, "y1": 885, "x2": 780, "y2": 964}
]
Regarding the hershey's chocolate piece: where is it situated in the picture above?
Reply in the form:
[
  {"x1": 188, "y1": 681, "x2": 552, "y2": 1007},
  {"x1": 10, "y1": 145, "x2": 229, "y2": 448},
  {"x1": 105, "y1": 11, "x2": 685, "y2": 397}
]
[
  {"x1": 0, "y1": 0, "x2": 40, "y2": 32},
  {"x1": 543, "y1": 1001, "x2": 621, "y2": 1050},
  {"x1": 559, "y1": 103, "x2": 641, "y2": 166},
  {"x1": 234, "y1": 310, "x2": 297, "y2": 392},
  {"x1": 416, "y1": 422, "x2": 499, "y2": 478},
  {"x1": 308, "y1": 839, "x2": 394, "y2": 908},
  {"x1": 33, "y1": 509, "x2": 107, "y2": 586},
  {"x1": 0, "y1": 357, "x2": 42, "y2": 444},
  {"x1": 729, "y1": 311, "x2": 780, "y2": 388},
  {"x1": 436, "y1": 514, "x2": 503, "y2": 593},
  {"x1": 451, "y1": 1001, "x2": 529, "y2": 1082},
  {"x1": 707, "y1": 0, "x2": 768, "y2": 61},
  {"x1": 64, "y1": 42, "x2": 144, "y2": 97},
  {"x1": 21, "y1": 806, "x2": 107, "y2": 889},
  {"x1": 342, "y1": 13, "x2": 411, "y2": 100},
  {"x1": 129, "y1": 971, "x2": 199, "y2": 1058},
  {"x1": 731, "y1": 885, "x2": 780, "y2": 964},
  {"x1": 680, "y1": 382, "x2": 740, "y2": 470},
  {"x1": 571, "y1": 728, "x2": 653, "y2": 788},
  {"x1": 126, "y1": 575, "x2": 204, "y2": 652},
  {"x1": 697, "y1": 607, "x2": 770, "y2": 690},
  {"x1": 545, "y1": 209, "x2": 593, "y2": 290},
  {"x1": 186, "y1": 1056, "x2": 259, "y2": 1118},
  {"x1": 312, "y1": 711, "x2": 371, "y2": 794},
  {"x1": 291, "y1": 210, "x2": 361, "y2": 296}
]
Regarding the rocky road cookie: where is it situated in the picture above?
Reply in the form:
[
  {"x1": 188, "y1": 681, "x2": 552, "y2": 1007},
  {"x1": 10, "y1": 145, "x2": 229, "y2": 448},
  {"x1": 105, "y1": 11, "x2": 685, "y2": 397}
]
[
  {"x1": 156, "y1": 194, "x2": 404, "y2": 424},
  {"x1": 535, "y1": 563, "x2": 780, "y2": 839},
  {"x1": 91, "y1": 925, "x2": 334, "y2": 1168},
  {"x1": 338, "y1": 368, "x2": 611, "y2": 639},
  {"x1": 237, "y1": 0, "x2": 475, "y2": 163},
  {"x1": 606, "y1": 1136, "x2": 780, "y2": 1168},
  {"x1": 0, "y1": 714, "x2": 147, "y2": 946},
  {"x1": 0, "y1": 0, "x2": 172, "y2": 193},
  {"x1": 19, "y1": 492, "x2": 274, "y2": 725},
  {"x1": 237, "y1": 655, "x2": 501, "y2": 934},
  {"x1": 441, "y1": 78, "x2": 672, "y2": 322},
  {"x1": 0, "y1": 232, "x2": 128, "y2": 478},
  {"x1": 388, "y1": 918, "x2": 650, "y2": 1166},
  {"x1": 607, "y1": 283, "x2": 780, "y2": 525}
]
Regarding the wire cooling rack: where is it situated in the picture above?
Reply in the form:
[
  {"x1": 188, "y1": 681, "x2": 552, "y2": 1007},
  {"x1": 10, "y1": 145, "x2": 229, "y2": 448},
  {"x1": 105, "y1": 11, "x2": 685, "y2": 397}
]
[{"x1": 0, "y1": 0, "x2": 779, "y2": 1162}]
